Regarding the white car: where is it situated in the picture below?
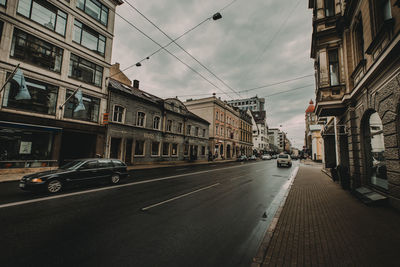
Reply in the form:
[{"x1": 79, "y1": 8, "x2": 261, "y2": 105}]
[
  {"x1": 277, "y1": 154, "x2": 292, "y2": 167},
  {"x1": 262, "y1": 154, "x2": 272, "y2": 160}
]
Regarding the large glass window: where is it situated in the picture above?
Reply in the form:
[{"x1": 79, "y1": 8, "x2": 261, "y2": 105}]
[
  {"x1": 17, "y1": 0, "x2": 67, "y2": 36},
  {"x1": 2, "y1": 74, "x2": 58, "y2": 115},
  {"x1": 10, "y1": 28, "x2": 63, "y2": 73},
  {"x1": 328, "y1": 49, "x2": 339, "y2": 86},
  {"x1": 134, "y1": 140, "x2": 144, "y2": 156},
  {"x1": 73, "y1": 20, "x2": 106, "y2": 56},
  {"x1": 76, "y1": 0, "x2": 109, "y2": 26},
  {"x1": 69, "y1": 54, "x2": 103, "y2": 87},
  {"x1": 64, "y1": 89, "x2": 100, "y2": 122}
]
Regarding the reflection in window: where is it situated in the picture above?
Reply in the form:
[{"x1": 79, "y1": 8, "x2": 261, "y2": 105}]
[
  {"x1": 69, "y1": 54, "x2": 103, "y2": 87},
  {"x1": 64, "y1": 89, "x2": 100, "y2": 122},
  {"x1": 368, "y1": 112, "x2": 387, "y2": 189},
  {"x1": 134, "y1": 140, "x2": 144, "y2": 156},
  {"x1": 73, "y1": 20, "x2": 106, "y2": 55},
  {"x1": 76, "y1": 0, "x2": 108, "y2": 26},
  {"x1": 17, "y1": 0, "x2": 67, "y2": 36},
  {"x1": 10, "y1": 29, "x2": 63, "y2": 73},
  {"x1": 2, "y1": 74, "x2": 58, "y2": 115},
  {"x1": 328, "y1": 49, "x2": 339, "y2": 86}
]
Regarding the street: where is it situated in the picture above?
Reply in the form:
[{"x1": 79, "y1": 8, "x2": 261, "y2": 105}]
[{"x1": 0, "y1": 160, "x2": 298, "y2": 267}]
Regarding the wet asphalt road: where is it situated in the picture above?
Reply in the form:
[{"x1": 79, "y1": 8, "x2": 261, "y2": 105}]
[{"x1": 0, "y1": 160, "x2": 298, "y2": 267}]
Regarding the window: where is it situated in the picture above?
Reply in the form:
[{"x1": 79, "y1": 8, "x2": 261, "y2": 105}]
[
  {"x1": 220, "y1": 127, "x2": 223, "y2": 136},
  {"x1": 216, "y1": 125, "x2": 219, "y2": 135},
  {"x1": 216, "y1": 111, "x2": 218, "y2": 119},
  {"x1": 201, "y1": 146, "x2": 205, "y2": 155},
  {"x1": 195, "y1": 127, "x2": 199, "y2": 136},
  {"x1": 113, "y1": 105, "x2": 124, "y2": 123},
  {"x1": 153, "y1": 116, "x2": 160, "y2": 129},
  {"x1": 151, "y1": 141, "x2": 160, "y2": 156},
  {"x1": 17, "y1": 0, "x2": 67, "y2": 36},
  {"x1": 137, "y1": 112, "x2": 145, "y2": 127},
  {"x1": 0, "y1": 0, "x2": 6, "y2": 7},
  {"x1": 162, "y1": 142, "x2": 169, "y2": 156},
  {"x1": 371, "y1": 0, "x2": 392, "y2": 35},
  {"x1": 2, "y1": 74, "x2": 58, "y2": 115},
  {"x1": 202, "y1": 129, "x2": 206, "y2": 137},
  {"x1": 187, "y1": 125, "x2": 191, "y2": 135},
  {"x1": 81, "y1": 160, "x2": 98, "y2": 169},
  {"x1": 354, "y1": 15, "x2": 364, "y2": 63},
  {"x1": 324, "y1": 0, "x2": 335, "y2": 17},
  {"x1": 76, "y1": 0, "x2": 109, "y2": 26},
  {"x1": 171, "y1": 144, "x2": 178, "y2": 156},
  {"x1": 98, "y1": 159, "x2": 112, "y2": 168},
  {"x1": 73, "y1": 20, "x2": 106, "y2": 56},
  {"x1": 134, "y1": 140, "x2": 144, "y2": 156},
  {"x1": 69, "y1": 54, "x2": 103, "y2": 87},
  {"x1": 10, "y1": 29, "x2": 63, "y2": 73},
  {"x1": 328, "y1": 49, "x2": 339, "y2": 86},
  {"x1": 167, "y1": 120, "x2": 172, "y2": 132},
  {"x1": 64, "y1": 89, "x2": 100, "y2": 122},
  {"x1": 0, "y1": 21, "x2": 4, "y2": 43},
  {"x1": 177, "y1": 122, "x2": 183, "y2": 133},
  {"x1": 184, "y1": 144, "x2": 189, "y2": 155}
]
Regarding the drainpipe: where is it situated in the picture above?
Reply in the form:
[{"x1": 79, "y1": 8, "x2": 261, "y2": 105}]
[{"x1": 334, "y1": 117, "x2": 339, "y2": 165}]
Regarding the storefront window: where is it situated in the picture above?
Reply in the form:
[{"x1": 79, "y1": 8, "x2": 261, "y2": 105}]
[
  {"x1": 0, "y1": 125, "x2": 54, "y2": 163},
  {"x1": 2, "y1": 74, "x2": 58, "y2": 115},
  {"x1": 64, "y1": 89, "x2": 100, "y2": 122}
]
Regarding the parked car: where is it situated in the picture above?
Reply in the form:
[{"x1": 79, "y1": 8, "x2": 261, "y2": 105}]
[
  {"x1": 272, "y1": 154, "x2": 277, "y2": 159},
  {"x1": 249, "y1": 155, "x2": 257, "y2": 160},
  {"x1": 262, "y1": 154, "x2": 272, "y2": 160},
  {"x1": 19, "y1": 159, "x2": 129, "y2": 193},
  {"x1": 277, "y1": 154, "x2": 292, "y2": 167},
  {"x1": 237, "y1": 155, "x2": 248, "y2": 162},
  {"x1": 291, "y1": 155, "x2": 298, "y2": 160}
]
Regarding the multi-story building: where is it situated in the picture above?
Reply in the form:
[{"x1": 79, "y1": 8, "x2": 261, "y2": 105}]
[
  {"x1": 0, "y1": 0, "x2": 123, "y2": 168},
  {"x1": 252, "y1": 111, "x2": 269, "y2": 153},
  {"x1": 107, "y1": 78, "x2": 210, "y2": 164},
  {"x1": 304, "y1": 99, "x2": 317, "y2": 155},
  {"x1": 227, "y1": 96, "x2": 265, "y2": 112},
  {"x1": 309, "y1": 0, "x2": 400, "y2": 208},
  {"x1": 238, "y1": 109, "x2": 253, "y2": 156},
  {"x1": 185, "y1": 96, "x2": 240, "y2": 159},
  {"x1": 268, "y1": 128, "x2": 281, "y2": 153}
]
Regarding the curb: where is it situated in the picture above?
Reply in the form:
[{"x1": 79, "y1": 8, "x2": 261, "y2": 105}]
[{"x1": 251, "y1": 165, "x2": 300, "y2": 267}]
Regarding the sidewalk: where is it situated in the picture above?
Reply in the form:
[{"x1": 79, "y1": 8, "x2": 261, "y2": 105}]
[
  {"x1": 0, "y1": 159, "x2": 236, "y2": 182},
  {"x1": 253, "y1": 164, "x2": 400, "y2": 267}
]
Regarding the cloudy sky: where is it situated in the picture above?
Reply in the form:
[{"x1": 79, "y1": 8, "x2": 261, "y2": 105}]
[{"x1": 112, "y1": 0, "x2": 315, "y2": 149}]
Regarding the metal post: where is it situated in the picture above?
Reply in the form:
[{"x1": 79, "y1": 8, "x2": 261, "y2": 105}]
[{"x1": 0, "y1": 64, "x2": 20, "y2": 95}]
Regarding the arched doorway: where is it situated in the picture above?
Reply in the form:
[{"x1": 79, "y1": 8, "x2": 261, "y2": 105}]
[
  {"x1": 226, "y1": 144, "x2": 231, "y2": 159},
  {"x1": 361, "y1": 110, "x2": 388, "y2": 190}
]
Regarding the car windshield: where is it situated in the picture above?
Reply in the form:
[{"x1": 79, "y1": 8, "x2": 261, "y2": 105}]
[
  {"x1": 279, "y1": 155, "x2": 289, "y2": 158},
  {"x1": 59, "y1": 160, "x2": 83, "y2": 170}
]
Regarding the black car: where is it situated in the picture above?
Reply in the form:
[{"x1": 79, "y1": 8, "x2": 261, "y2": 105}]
[{"x1": 19, "y1": 159, "x2": 129, "y2": 193}]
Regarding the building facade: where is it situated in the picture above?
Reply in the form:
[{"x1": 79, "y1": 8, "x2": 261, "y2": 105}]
[
  {"x1": 309, "y1": 0, "x2": 400, "y2": 208},
  {"x1": 185, "y1": 96, "x2": 240, "y2": 159},
  {"x1": 309, "y1": 124, "x2": 324, "y2": 161},
  {"x1": 107, "y1": 79, "x2": 210, "y2": 164},
  {"x1": 304, "y1": 99, "x2": 317, "y2": 156},
  {"x1": 252, "y1": 111, "x2": 269, "y2": 153},
  {"x1": 238, "y1": 109, "x2": 253, "y2": 156},
  {"x1": 0, "y1": 0, "x2": 123, "y2": 168},
  {"x1": 226, "y1": 96, "x2": 265, "y2": 112}
]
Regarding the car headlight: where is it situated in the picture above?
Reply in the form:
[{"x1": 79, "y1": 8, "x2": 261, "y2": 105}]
[{"x1": 31, "y1": 178, "x2": 44, "y2": 183}]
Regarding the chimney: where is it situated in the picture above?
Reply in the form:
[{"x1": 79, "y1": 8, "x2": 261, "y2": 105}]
[{"x1": 133, "y1": 80, "x2": 139, "y2": 89}]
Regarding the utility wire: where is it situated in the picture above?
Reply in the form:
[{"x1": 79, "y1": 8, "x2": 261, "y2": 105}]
[
  {"x1": 113, "y1": 11, "x2": 234, "y2": 99},
  {"x1": 122, "y1": 0, "x2": 241, "y2": 98}
]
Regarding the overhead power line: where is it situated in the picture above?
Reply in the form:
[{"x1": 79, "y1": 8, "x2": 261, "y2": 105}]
[{"x1": 122, "y1": 0, "x2": 241, "y2": 98}]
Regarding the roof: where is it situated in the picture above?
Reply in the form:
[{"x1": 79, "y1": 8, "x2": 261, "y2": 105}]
[
  {"x1": 251, "y1": 111, "x2": 266, "y2": 124},
  {"x1": 108, "y1": 78, "x2": 162, "y2": 105},
  {"x1": 305, "y1": 99, "x2": 315, "y2": 113}
]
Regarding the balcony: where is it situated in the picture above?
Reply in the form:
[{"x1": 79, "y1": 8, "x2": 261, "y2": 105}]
[{"x1": 315, "y1": 85, "x2": 346, "y2": 117}]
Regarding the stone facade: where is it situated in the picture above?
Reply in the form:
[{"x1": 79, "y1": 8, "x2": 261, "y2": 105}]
[
  {"x1": 309, "y1": 0, "x2": 400, "y2": 209},
  {"x1": 107, "y1": 79, "x2": 209, "y2": 164},
  {"x1": 0, "y1": 0, "x2": 122, "y2": 168}
]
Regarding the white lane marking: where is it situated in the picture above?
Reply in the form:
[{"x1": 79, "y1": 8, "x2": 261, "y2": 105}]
[
  {"x1": 0, "y1": 164, "x2": 254, "y2": 209},
  {"x1": 141, "y1": 183, "x2": 220, "y2": 211}
]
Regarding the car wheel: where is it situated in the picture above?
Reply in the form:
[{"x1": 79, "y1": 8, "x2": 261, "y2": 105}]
[
  {"x1": 110, "y1": 174, "x2": 120, "y2": 184},
  {"x1": 47, "y1": 179, "x2": 62, "y2": 193}
]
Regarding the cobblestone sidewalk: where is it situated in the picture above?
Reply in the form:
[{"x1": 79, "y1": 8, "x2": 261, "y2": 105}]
[{"x1": 255, "y1": 165, "x2": 400, "y2": 267}]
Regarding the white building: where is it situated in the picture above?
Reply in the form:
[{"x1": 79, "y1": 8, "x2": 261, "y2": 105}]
[{"x1": 227, "y1": 96, "x2": 265, "y2": 112}]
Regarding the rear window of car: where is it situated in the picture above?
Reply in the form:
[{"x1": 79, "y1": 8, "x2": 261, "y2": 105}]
[
  {"x1": 278, "y1": 155, "x2": 289, "y2": 158},
  {"x1": 98, "y1": 159, "x2": 113, "y2": 167},
  {"x1": 112, "y1": 160, "x2": 126, "y2": 167}
]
